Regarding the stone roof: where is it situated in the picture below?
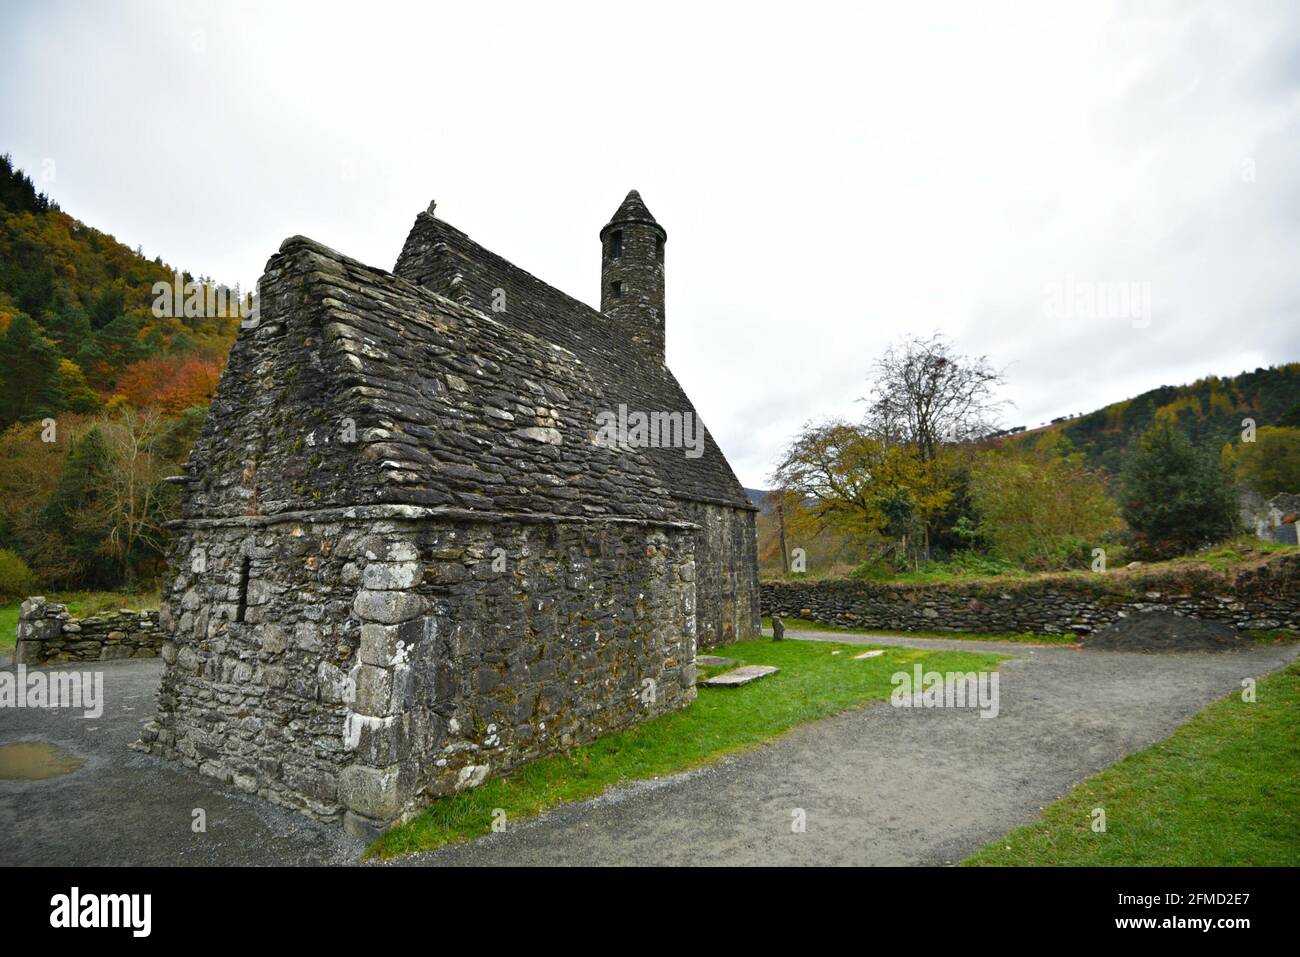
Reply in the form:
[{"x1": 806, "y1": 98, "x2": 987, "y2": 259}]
[
  {"x1": 182, "y1": 237, "x2": 684, "y2": 522},
  {"x1": 601, "y1": 189, "x2": 666, "y2": 239},
  {"x1": 394, "y1": 209, "x2": 754, "y2": 511}
]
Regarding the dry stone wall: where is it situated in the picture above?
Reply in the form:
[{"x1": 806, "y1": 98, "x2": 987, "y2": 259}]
[
  {"x1": 762, "y1": 553, "x2": 1300, "y2": 636},
  {"x1": 13, "y1": 597, "x2": 163, "y2": 665}
]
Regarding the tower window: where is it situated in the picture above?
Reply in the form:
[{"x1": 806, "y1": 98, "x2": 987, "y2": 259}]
[
  {"x1": 656, "y1": 236, "x2": 664, "y2": 262},
  {"x1": 611, "y1": 230, "x2": 623, "y2": 259},
  {"x1": 612, "y1": 281, "x2": 623, "y2": 299}
]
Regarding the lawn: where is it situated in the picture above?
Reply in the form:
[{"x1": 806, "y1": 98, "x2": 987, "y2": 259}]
[
  {"x1": 0, "y1": 590, "x2": 159, "y2": 654},
  {"x1": 368, "y1": 635, "x2": 1005, "y2": 859},
  {"x1": 965, "y1": 660, "x2": 1300, "y2": 866},
  {"x1": 761, "y1": 616, "x2": 1079, "y2": 645}
]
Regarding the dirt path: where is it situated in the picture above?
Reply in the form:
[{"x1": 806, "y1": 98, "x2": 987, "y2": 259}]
[{"x1": 2, "y1": 631, "x2": 1294, "y2": 866}]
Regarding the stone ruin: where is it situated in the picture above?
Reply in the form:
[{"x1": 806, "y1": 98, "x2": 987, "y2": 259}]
[
  {"x1": 14, "y1": 597, "x2": 163, "y2": 665},
  {"x1": 1238, "y1": 487, "x2": 1300, "y2": 545},
  {"x1": 138, "y1": 192, "x2": 760, "y2": 837}
]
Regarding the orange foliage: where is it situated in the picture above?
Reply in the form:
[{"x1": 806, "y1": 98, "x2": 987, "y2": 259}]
[{"x1": 115, "y1": 355, "x2": 222, "y2": 414}]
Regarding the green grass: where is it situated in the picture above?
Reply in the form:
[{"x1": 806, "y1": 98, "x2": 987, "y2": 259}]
[
  {"x1": 0, "y1": 589, "x2": 159, "y2": 654},
  {"x1": 1166, "y1": 536, "x2": 1295, "y2": 572},
  {"x1": 368, "y1": 636, "x2": 1005, "y2": 859},
  {"x1": 852, "y1": 553, "x2": 1028, "y2": 585},
  {"x1": 965, "y1": 661, "x2": 1300, "y2": 866},
  {"x1": 764, "y1": 538, "x2": 1298, "y2": 587},
  {"x1": 761, "y1": 616, "x2": 1078, "y2": 645},
  {"x1": 1249, "y1": 629, "x2": 1300, "y2": 645}
]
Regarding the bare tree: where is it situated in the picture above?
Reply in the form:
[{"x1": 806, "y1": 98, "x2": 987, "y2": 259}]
[
  {"x1": 95, "y1": 406, "x2": 171, "y2": 580},
  {"x1": 861, "y1": 333, "x2": 1008, "y2": 462}
]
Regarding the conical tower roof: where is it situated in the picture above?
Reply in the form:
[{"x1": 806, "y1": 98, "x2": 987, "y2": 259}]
[{"x1": 601, "y1": 190, "x2": 666, "y2": 239}]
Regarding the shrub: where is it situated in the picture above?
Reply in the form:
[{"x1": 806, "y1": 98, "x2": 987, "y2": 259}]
[
  {"x1": 968, "y1": 439, "x2": 1122, "y2": 569},
  {"x1": 0, "y1": 548, "x2": 37, "y2": 598}
]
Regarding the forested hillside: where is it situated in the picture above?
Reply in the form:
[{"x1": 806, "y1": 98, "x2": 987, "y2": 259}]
[
  {"x1": 1033, "y1": 364, "x2": 1300, "y2": 474},
  {"x1": 0, "y1": 154, "x2": 241, "y2": 592}
]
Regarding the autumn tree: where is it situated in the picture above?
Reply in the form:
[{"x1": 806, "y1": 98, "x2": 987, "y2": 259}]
[
  {"x1": 0, "y1": 419, "x2": 70, "y2": 567},
  {"x1": 968, "y1": 438, "x2": 1122, "y2": 569},
  {"x1": 116, "y1": 354, "x2": 221, "y2": 414},
  {"x1": 1222, "y1": 426, "x2": 1300, "y2": 497},
  {"x1": 772, "y1": 420, "x2": 953, "y2": 567}
]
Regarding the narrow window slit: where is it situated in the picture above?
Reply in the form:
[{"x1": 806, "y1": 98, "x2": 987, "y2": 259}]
[{"x1": 235, "y1": 556, "x2": 251, "y2": 622}]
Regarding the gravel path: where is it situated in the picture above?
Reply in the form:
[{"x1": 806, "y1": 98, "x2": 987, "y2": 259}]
[
  {"x1": 399, "y1": 630, "x2": 1297, "y2": 866},
  {"x1": 0, "y1": 659, "x2": 362, "y2": 866},
  {"x1": 2, "y1": 630, "x2": 1294, "y2": 866}
]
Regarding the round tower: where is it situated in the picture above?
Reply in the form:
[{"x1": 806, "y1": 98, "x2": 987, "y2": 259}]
[{"x1": 600, "y1": 190, "x2": 667, "y2": 359}]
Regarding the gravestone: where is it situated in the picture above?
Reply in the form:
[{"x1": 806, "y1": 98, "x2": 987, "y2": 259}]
[{"x1": 702, "y1": 665, "x2": 780, "y2": 687}]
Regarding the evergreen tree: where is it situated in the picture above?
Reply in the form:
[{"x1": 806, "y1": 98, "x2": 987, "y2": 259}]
[
  {"x1": 89, "y1": 286, "x2": 126, "y2": 330},
  {"x1": 1119, "y1": 421, "x2": 1238, "y2": 558},
  {"x1": 0, "y1": 313, "x2": 65, "y2": 425},
  {"x1": 43, "y1": 306, "x2": 93, "y2": 358},
  {"x1": 167, "y1": 329, "x2": 197, "y2": 355},
  {"x1": 42, "y1": 427, "x2": 117, "y2": 587}
]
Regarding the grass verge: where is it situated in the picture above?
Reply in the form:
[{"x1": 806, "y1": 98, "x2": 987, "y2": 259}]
[
  {"x1": 965, "y1": 660, "x2": 1300, "y2": 866},
  {"x1": 0, "y1": 590, "x2": 159, "y2": 654},
  {"x1": 761, "y1": 616, "x2": 1078, "y2": 645},
  {"x1": 367, "y1": 636, "x2": 1004, "y2": 859}
]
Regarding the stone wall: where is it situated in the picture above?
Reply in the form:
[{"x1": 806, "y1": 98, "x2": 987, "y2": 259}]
[
  {"x1": 762, "y1": 552, "x2": 1300, "y2": 636},
  {"x1": 679, "y1": 500, "x2": 761, "y2": 648},
  {"x1": 140, "y1": 508, "x2": 697, "y2": 838},
  {"x1": 13, "y1": 597, "x2": 163, "y2": 665},
  {"x1": 1238, "y1": 488, "x2": 1299, "y2": 543}
]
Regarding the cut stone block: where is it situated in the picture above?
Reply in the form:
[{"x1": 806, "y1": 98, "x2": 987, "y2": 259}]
[
  {"x1": 853, "y1": 650, "x2": 885, "y2": 659},
  {"x1": 702, "y1": 664, "x2": 779, "y2": 687}
]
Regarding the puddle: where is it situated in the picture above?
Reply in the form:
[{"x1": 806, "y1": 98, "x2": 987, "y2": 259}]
[{"x1": 0, "y1": 741, "x2": 84, "y2": 780}]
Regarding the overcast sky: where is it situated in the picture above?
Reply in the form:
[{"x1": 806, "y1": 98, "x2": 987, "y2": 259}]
[{"x1": 3, "y1": 0, "x2": 1298, "y2": 487}]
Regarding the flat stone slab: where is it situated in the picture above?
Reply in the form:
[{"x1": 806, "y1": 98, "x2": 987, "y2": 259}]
[
  {"x1": 702, "y1": 664, "x2": 779, "y2": 687},
  {"x1": 853, "y1": 650, "x2": 886, "y2": 659},
  {"x1": 696, "y1": 655, "x2": 736, "y2": 667}
]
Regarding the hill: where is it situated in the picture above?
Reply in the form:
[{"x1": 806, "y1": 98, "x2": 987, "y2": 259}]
[
  {"x1": 0, "y1": 153, "x2": 241, "y2": 426},
  {"x1": 1005, "y1": 364, "x2": 1300, "y2": 474},
  {"x1": 0, "y1": 153, "x2": 244, "y2": 592}
]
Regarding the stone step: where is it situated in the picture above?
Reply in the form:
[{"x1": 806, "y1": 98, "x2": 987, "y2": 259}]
[{"x1": 702, "y1": 664, "x2": 779, "y2": 687}]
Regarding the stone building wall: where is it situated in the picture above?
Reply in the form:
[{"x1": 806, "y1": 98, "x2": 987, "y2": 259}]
[
  {"x1": 13, "y1": 597, "x2": 162, "y2": 665},
  {"x1": 762, "y1": 552, "x2": 1300, "y2": 636},
  {"x1": 140, "y1": 508, "x2": 697, "y2": 837},
  {"x1": 678, "y1": 500, "x2": 761, "y2": 649}
]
